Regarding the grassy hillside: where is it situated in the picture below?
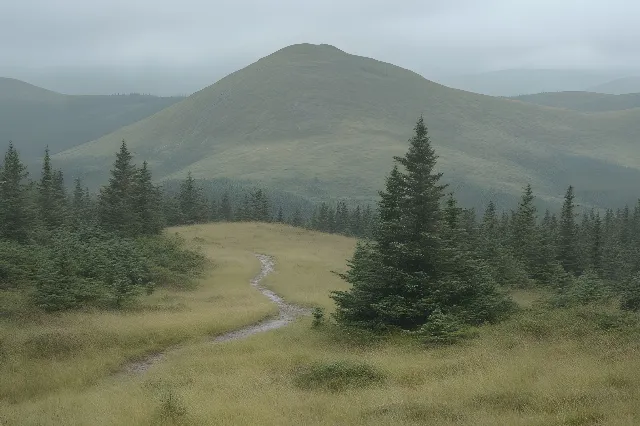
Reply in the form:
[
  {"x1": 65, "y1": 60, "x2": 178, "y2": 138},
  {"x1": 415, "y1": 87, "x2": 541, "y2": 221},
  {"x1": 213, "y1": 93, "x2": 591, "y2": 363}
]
[
  {"x1": 3, "y1": 223, "x2": 640, "y2": 425},
  {"x1": 55, "y1": 44, "x2": 640, "y2": 208},
  {"x1": 511, "y1": 91, "x2": 640, "y2": 112},
  {"x1": 587, "y1": 76, "x2": 640, "y2": 95},
  {"x1": 0, "y1": 77, "x2": 183, "y2": 160}
]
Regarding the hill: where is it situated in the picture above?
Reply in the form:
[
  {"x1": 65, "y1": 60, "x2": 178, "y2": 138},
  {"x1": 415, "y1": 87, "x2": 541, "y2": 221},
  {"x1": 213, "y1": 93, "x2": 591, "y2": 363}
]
[
  {"x1": 510, "y1": 91, "x2": 640, "y2": 112},
  {"x1": 0, "y1": 77, "x2": 183, "y2": 161},
  {"x1": 587, "y1": 76, "x2": 640, "y2": 94},
  {"x1": 434, "y1": 69, "x2": 625, "y2": 96},
  {"x1": 55, "y1": 44, "x2": 640, "y2": 209}
]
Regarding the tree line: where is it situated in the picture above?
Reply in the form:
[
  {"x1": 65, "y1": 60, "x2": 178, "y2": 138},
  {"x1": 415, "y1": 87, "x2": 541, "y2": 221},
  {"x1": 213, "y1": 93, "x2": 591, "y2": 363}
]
[{"x1": 0, "y1": 141, "x2": 204, "y2": 312}]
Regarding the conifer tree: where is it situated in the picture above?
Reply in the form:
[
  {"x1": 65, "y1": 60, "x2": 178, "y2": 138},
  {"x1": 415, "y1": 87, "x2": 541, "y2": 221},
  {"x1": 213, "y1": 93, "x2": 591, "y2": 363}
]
[
  {"x1": 511, "y1": 184, "x2": 538, "y2": 276},
  {"x1": 291, "y1": 207, "x2": 303, "y2": 227},
  {"x1": 331, "y1": 117, "x2": 510, "y2": 331},
  {"x1": 219, "y1": 191, "x2": 233, "y2": 221},
  {"x1": 133, "y1": 161, "x2": 163, "y2": 235},
  {"x1": 178, "y1": 171, "x2": 207, "y2": 224},
  {"x1": 591, "y1": 212, "x2": 604, "y2": 276},
  {"x1": 276, "y1": 206, "x2": 284, "y2": 223},
  {"x1": 98, "y1": 141, "x2": 139, "y2": 235},
  {"x1": 0, "y1": 142, "x2": 31, "y2": 242},
  {"x1": 558, "y1": 186, "x2": 579, "y2": 275}
]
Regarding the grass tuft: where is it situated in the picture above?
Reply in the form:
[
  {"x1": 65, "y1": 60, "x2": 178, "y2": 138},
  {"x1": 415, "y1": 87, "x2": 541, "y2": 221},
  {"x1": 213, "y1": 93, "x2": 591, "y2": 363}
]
[{"x1": 293, "y1": 360, "x2": 385, "y2": 392}]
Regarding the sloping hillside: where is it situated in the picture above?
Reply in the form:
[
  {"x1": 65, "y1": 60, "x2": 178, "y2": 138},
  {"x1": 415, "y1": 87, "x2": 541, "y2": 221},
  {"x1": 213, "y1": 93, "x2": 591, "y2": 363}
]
[
  {"x1": 0, "y1": 77, "x2": 183, "y2": 160},
  {"x1": 55, "y1": 44, "x2": 640, "y2": 208},
  {"x1": 587, "y1": 77, "x2": 640, "y2": 95},
  {"x1": 511, "y1": 91, "x2": 640, "y2": 112}
]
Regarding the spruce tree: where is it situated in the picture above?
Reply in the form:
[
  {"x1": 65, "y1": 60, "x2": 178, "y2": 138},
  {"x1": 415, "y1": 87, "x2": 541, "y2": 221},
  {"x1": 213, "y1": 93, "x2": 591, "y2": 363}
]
[
  {"x1": 178, "y1": 171, "x2": 207, "y2": 224},
  {"x1": 132, "y1": 161, "x2": 163, "y2": 235},
  {"x1": 591, "y1": 212, "x2": 604, "y2": 276},
  {"x1": 0, "y1": 142, "x2": 31, "y2": 242},
  {"x1": 219, "y1": 191, "x2": 233, "y2": 221},
  {"x1": 291, "y1": 207, "x2": 303, "y2": 227},
  {"x1": 511, "y1": 184, "x2": 538, "y2": 277},
  {"x1": 331, "y1": 117, "x2": 511, "y2": 331},
  {"x1": 98, "y1": 141, "x2": 139, "y2": 235},
  {"x1": 558, "y1": 186, "x2": 579, "y2": 275},
  {"x1": 276, "y1": 206, "x2": 284, "y2": 223}
]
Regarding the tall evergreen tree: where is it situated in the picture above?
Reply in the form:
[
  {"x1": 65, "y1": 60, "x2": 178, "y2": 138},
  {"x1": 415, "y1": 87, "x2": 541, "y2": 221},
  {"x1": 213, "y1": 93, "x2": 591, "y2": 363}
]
[
  {"x1": 98, "y1": 141, "x2": 139, "y2": 235},
  {"x1": 178, "y1": 171, "x2": 207, "y2": 224},
  {"x1": 132, "y1": 161, "x2": 163, "y2": 235},
  {"x1": 331, "y1": 117, "x2": 510, "y2": 331},
  {"x1": 511, "y1": 184, "x2": 538, "y2": 276},
  {"x1": 558, "y1": 186, "x2": 579, "y2": 275},
  {"x1": 0, "y1": 142, "x2": 31, "y2": 242}
]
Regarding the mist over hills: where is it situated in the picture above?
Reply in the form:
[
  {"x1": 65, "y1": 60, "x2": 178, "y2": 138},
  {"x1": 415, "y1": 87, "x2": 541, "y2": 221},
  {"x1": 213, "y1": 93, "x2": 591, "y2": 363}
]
[
  {"x1": 511, "y1": 91, "x2": 640, "y2": 113},
  {"x1": 0, "y1": 77, "x2": 184, "y2": 163},
  {"x1": 48, "y1": 43, "x2": 640, "y2": 210},
  {"x1": 436, "y1": 69, "x2": 639, "y2": 97}
]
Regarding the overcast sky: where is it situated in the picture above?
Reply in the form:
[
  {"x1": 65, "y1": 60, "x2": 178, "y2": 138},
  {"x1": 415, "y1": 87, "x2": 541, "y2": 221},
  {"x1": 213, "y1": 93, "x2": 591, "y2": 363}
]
[{"x1": 1, "y1": 0, "x2": 639, "y2": 95}]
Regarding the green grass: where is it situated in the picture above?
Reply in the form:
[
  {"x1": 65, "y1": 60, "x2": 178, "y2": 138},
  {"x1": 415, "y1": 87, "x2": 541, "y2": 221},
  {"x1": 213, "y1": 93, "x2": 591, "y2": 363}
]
[
  {"x1": 0, "y1": 77, "x2": 183, "y2": 160},
  {"x1": 2, "y1": 223, "x2": 640, "y2": 425},
  {"x1": 54, "y1": 44, "x2": 640, "y2": 209}
]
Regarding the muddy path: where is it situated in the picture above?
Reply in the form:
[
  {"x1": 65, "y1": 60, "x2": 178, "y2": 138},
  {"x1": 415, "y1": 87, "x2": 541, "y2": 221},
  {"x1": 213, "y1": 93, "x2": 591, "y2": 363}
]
[{"x1": 121, "y1": 254, "x2": 309, "y2": 375}]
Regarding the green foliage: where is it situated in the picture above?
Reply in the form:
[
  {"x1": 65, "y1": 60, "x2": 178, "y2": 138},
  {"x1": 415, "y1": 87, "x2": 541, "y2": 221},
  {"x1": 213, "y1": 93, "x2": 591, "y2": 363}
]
[
  {"x1": 311, "y1": 307, "x2": 325, "y2": 328},
  {"x1": 551, "y1": 271, "x2": 610, "y2": 308},
  {"x1": 413, "y1": 308, "x2": 475, "y2": 345},
  {"x1": 0, "y1": 142, "x2": 31, "y2": 242},
  {"x1": 620, "y1": 274, "x2": 640, "y2": 312},
  {"x1": 332, "y1": 117, "x2": 513, "y2": 336},
  {"x1": 293, "y1": 360, "x2": 385, "y2": 392}
]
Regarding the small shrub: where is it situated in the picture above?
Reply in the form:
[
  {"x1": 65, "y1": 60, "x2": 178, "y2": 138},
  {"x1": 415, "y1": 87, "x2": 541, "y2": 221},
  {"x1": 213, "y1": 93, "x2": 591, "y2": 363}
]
[
  {"x1": 293, "y1": 360, "x2": 385, "y2": 392},
  {"x1": 551, "y1": 271, "x2": 610, "y2": 308},
  {"x1": 415, "y1": 308, "x2": 475, "y2": 345},
  {"x1": 620, "y1": 274, "x2": 640, "y2": 312},
  {"x1": 155, "y1": 389, "x2": 188, "y2": 424},
  {"x1": 311, "y1": 307, "x2": 325, "y2": 327}
]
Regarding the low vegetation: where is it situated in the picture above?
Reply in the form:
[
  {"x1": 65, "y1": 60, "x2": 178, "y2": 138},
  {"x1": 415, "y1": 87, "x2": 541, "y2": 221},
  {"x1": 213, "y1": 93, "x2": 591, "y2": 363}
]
[{"x1": 2, "y1": 223, "x2": 640, "y2": 425}]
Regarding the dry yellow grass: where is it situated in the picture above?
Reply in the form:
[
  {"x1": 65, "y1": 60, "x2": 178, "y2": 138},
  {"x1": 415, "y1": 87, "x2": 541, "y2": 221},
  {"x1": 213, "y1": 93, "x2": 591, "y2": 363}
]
[{"x1": 2, "y1": 223, "x2": 640, "y2": 425}]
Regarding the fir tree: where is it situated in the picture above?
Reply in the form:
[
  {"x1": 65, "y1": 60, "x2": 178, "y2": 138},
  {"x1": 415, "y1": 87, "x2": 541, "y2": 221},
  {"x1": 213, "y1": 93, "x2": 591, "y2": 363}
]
[
  {"x1": 132, "y1": 161, "x2": 163, "y2": 235},
  {"x1": 98, "y1": 141, "x2": 139, "y2": 235},
  {"x1": 558, "y1": 186, "x2": 579, "y2": 275},
  {"x1": 219, "y1": 191, "x2": 233, "y2": 221},
  {"x1": 0, "y1": 142, "x2": 31, "y2": 242},
  {"x1": 178, "y1": 171, "x2": 207, "y2": 224},
  {"x1": 331, "y1": 117, "x2": 510, "y2": 331},
  {"x1": 511, "y1": 184, "x2": 538, "y2": 276}
]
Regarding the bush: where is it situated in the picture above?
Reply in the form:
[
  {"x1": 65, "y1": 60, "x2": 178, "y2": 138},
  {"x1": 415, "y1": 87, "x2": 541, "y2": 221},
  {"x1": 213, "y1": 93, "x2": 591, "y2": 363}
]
[
  {"x1": 312, "y1": 307, "x2": 325, "y2": 327},
  {"x1": 620, "y1": 273, "x2": 640, "y2": 312},
  {"x1": 293, "y1": 360, "x2": 385, "y2": 392},
  {"x1": 414, "y1": 308, "x2": 475, "y2": 345},
  {"x1": 551, "y1": 271, "x2": 610, "y2": 308}
]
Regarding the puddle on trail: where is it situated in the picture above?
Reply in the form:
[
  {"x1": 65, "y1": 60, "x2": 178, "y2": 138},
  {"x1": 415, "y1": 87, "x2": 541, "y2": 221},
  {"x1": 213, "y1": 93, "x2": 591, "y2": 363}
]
[{"x1": 121, "y1": 254, "x2": 309, "y2": 375}]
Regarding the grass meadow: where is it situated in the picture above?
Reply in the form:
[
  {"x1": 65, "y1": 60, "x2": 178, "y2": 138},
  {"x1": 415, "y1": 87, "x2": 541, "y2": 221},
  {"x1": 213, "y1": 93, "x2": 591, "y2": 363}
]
[{"x1": 2, "y1": 223, "x2": 640, "y2": 425}]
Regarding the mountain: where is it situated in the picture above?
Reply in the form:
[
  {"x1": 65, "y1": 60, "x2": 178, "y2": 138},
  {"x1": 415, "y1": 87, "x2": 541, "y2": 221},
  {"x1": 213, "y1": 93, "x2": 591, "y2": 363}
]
[
  {"x1": 587, "y1": 77, "x2": 640, "y2": 95},
  {"x1": 510, "y1": 91, "x2": 640, "y2": 113},
  {"x1": 0, "y1": 77, "x2": 184, "y2": 161},
  {"x1": 434, "y1": 69, "x2": 626, "y2": 97},
  {"x1": 55, "y1": 44, "x2": 640, "y2": 209}
]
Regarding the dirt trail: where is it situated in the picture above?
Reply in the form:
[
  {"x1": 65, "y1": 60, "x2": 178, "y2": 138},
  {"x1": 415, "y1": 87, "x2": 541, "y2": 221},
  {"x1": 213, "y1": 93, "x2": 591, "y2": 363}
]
[{"x1": 121, "y1": 254, "x2": 309, "y2": 375}]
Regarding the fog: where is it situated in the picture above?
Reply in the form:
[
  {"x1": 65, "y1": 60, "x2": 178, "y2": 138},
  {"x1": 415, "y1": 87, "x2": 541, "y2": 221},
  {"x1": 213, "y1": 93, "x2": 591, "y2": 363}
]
[{"x1": 2, "y1": 0, "x2": 638, "y2": 95}]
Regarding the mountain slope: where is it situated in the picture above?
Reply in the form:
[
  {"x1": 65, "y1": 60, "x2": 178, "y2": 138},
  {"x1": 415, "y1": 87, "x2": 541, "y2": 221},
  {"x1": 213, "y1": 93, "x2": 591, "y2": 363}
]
[
  {"x1": 435, "y1": 69, "x2": 625, "y2": 96},
  {"x1": 510, "y1": 91, "x2": 640, "y2": 112},
  {"x1": 587, "y1": 77, "x2": 640, "y2": 95},
  {"x1": 0, "y1": 77, "x2": 184, "y2": 160},
  {"x1": 55, "y1": 44, "x2": 640, "y2": 208}
]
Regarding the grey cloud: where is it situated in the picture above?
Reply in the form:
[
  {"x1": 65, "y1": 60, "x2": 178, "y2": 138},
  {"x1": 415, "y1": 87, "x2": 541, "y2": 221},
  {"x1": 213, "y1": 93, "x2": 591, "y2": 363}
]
[{"x1": 1, "y1": 0, "x2": 639, "y2": 94}]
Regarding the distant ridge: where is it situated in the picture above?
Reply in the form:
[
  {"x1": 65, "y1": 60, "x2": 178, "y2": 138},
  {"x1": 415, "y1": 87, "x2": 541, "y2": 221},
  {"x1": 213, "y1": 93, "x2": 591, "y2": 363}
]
[
  {"x1": 0, "y1": 77, "x2": 184, "y2": 160},
  {"x1": 54, "y1": 43, "x2": 640, "y2": 209}
]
